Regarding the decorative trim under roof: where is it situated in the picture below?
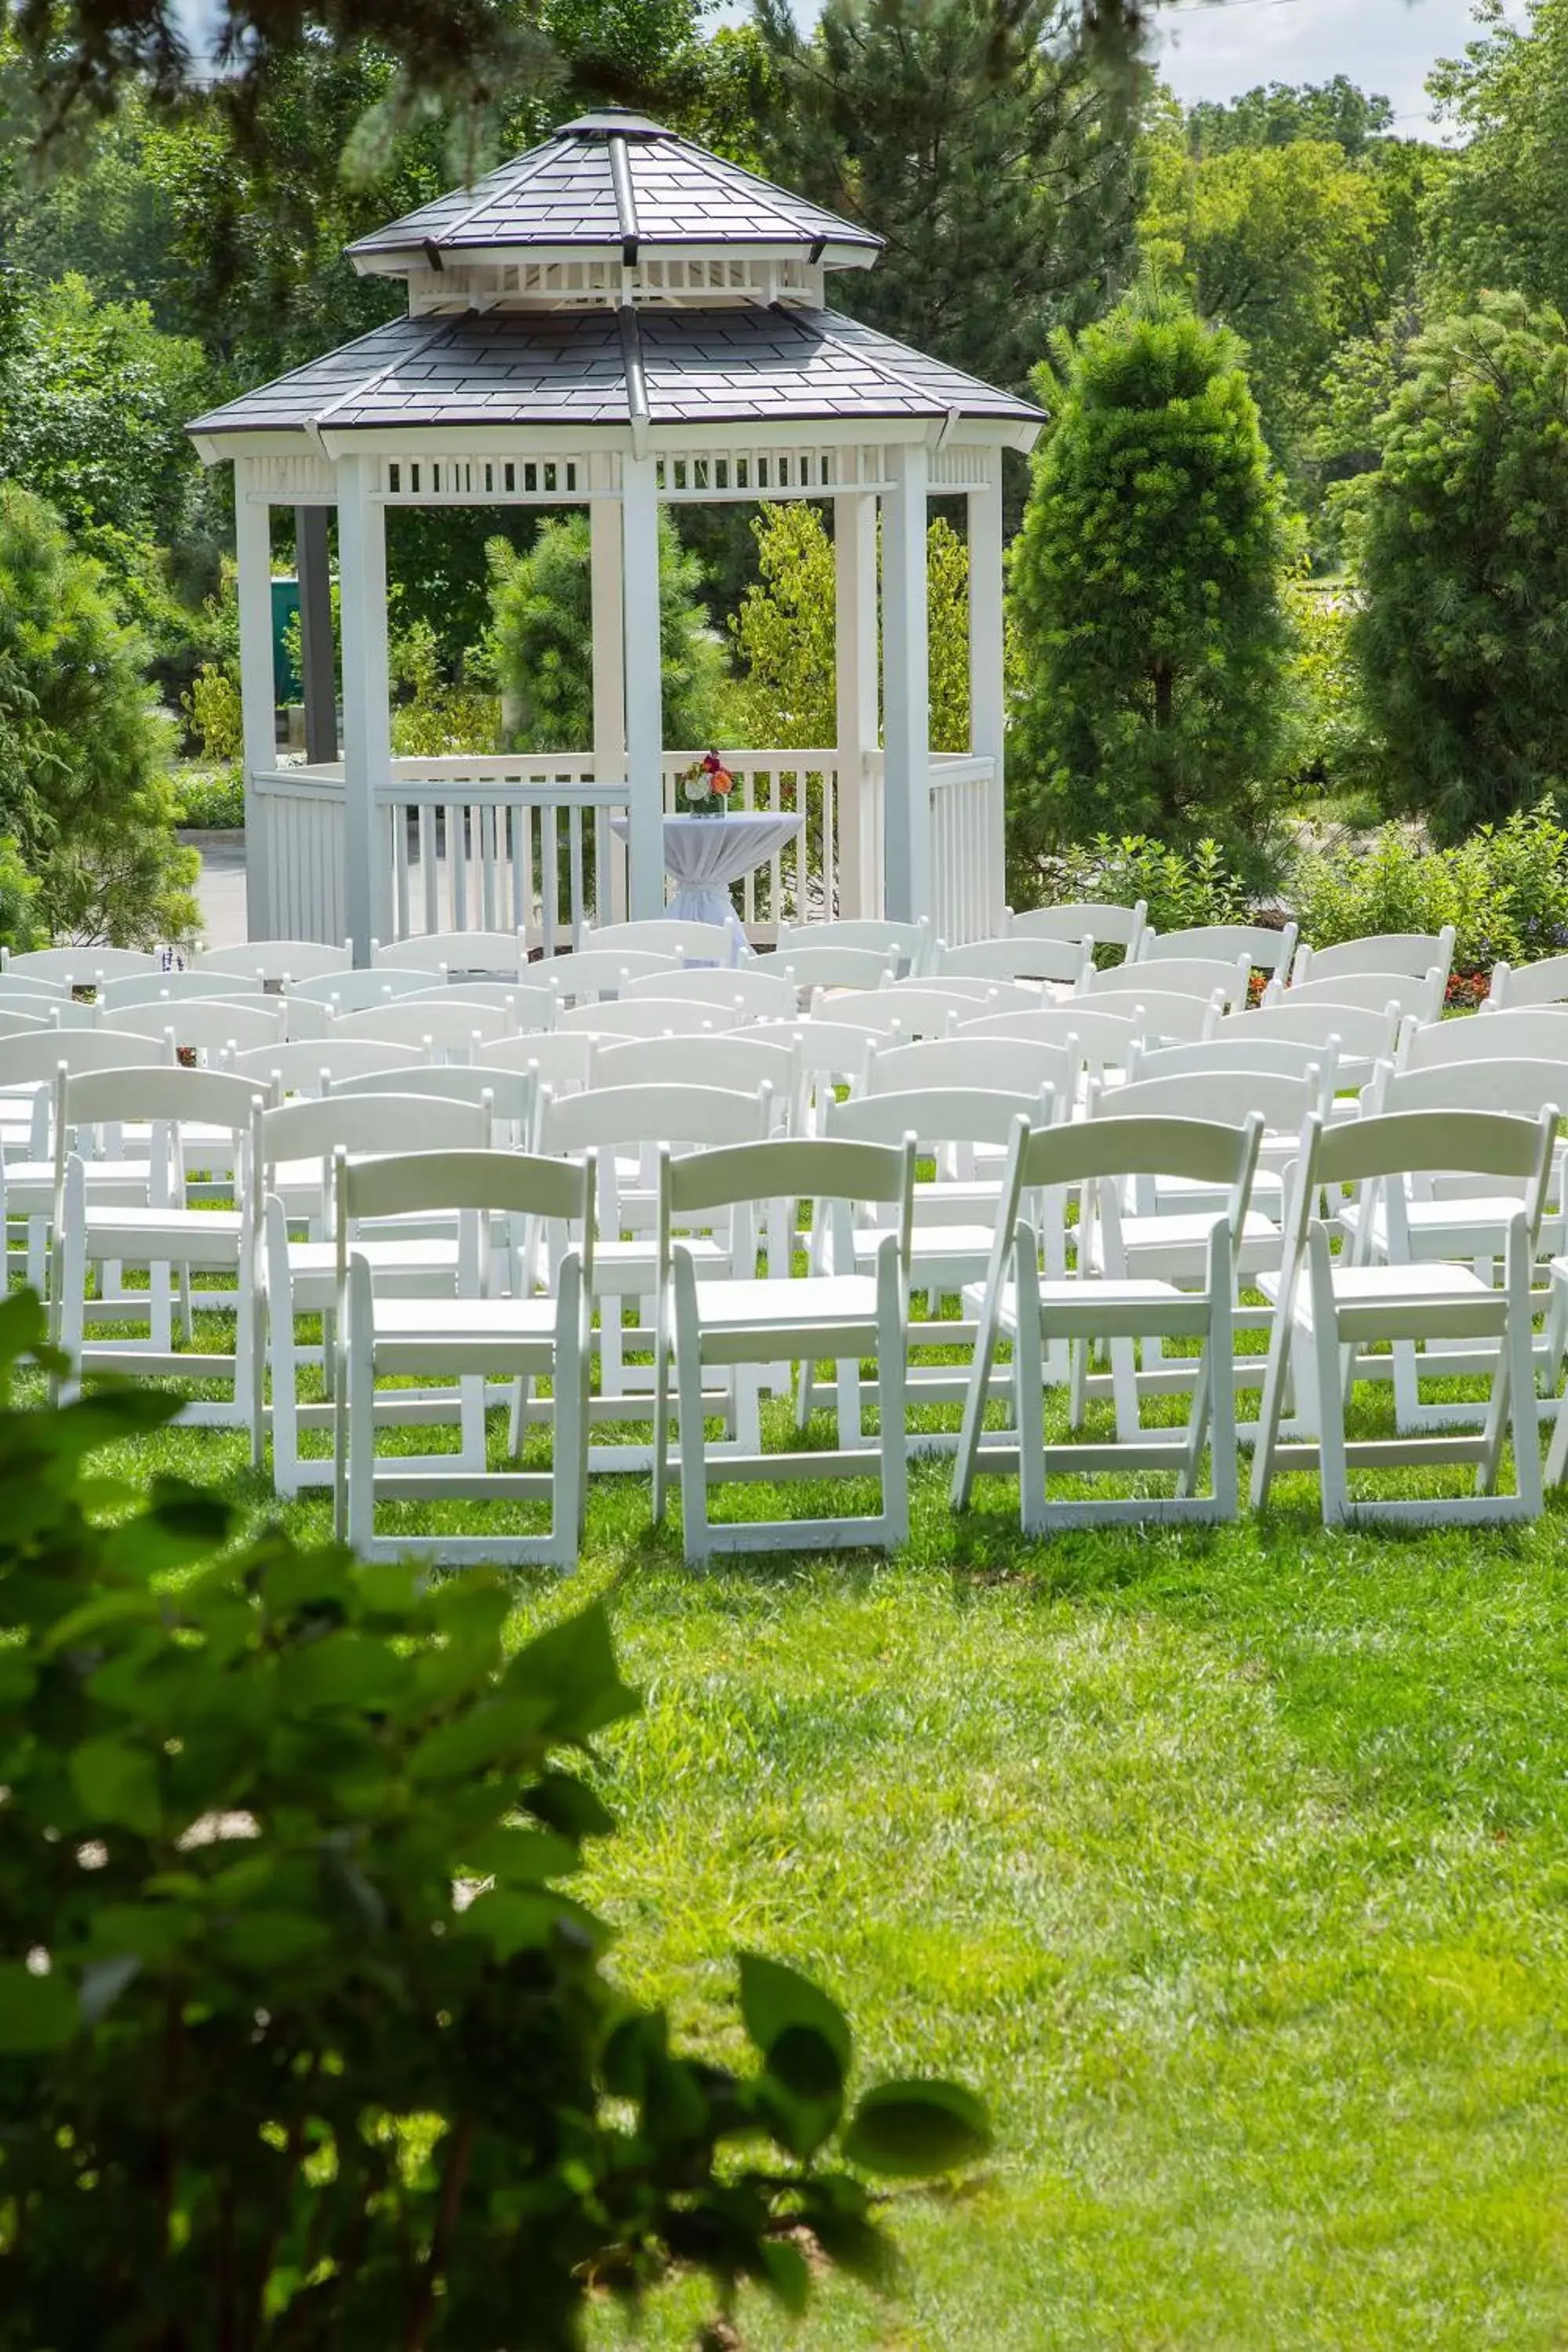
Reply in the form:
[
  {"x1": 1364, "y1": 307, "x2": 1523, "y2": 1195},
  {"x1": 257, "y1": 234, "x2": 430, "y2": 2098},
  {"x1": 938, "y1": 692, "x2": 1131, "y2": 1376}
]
[
  {"x1": 347, "y1": 108, "x2": 881, "y2": 275},
  {"x1": 187, "y1": 304, "x2": 1044, "y2": 445}
]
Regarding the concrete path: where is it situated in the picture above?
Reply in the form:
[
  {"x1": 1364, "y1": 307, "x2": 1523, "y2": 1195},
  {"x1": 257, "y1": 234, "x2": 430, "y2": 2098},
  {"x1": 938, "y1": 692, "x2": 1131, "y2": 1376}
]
[{"x1": 180, "y1": 830, "x2": 247, "y2": 949}]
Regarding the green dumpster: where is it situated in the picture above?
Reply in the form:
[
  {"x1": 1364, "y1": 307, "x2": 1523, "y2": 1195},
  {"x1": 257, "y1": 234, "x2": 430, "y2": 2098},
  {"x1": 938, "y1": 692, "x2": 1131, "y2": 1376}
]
[{"x1": 270, "y1": 575, "x2": 301, "y2": 704}]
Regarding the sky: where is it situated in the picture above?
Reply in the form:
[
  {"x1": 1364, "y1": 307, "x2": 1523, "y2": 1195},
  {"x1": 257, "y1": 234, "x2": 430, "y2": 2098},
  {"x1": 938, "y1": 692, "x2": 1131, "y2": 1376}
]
[{"x1": 1152, "y1": 0, "x2": 1525, "y2": 135}]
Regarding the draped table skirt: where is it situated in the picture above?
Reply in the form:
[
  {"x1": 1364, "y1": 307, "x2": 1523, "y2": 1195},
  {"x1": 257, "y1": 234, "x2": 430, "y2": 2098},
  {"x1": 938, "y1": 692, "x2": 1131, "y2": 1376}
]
[{"x1": 612, "y1": 813, "x2": 805, "y2": 961}]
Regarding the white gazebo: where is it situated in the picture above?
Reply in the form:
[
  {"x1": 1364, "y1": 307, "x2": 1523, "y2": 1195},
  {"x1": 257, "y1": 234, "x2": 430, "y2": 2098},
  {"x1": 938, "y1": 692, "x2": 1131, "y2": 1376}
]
[{"x1": 188, "y1": 109, "x2": 1044, "y2": 960}]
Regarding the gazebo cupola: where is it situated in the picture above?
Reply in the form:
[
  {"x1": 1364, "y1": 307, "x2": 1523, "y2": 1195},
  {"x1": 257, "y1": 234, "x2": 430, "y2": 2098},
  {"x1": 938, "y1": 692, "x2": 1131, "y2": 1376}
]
[{"x1": 188, "y1": 108, "x2": 1044, "y2": 957}]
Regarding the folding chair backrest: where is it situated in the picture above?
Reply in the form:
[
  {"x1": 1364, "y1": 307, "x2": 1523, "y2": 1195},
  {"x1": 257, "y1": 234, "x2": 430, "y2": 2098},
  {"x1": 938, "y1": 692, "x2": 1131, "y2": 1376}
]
[
  {"x1": 815, "y1": 985, "x2": 980, "y2": 1038},
  {"x1": 866, "y1": 1035, "x2": 1078, "y2": 1102},
  {"x1": 1008, "y1": 898, "x2": 1146, "y2": 956},
  {"x1": 1128, "y1": 1034, "x2": 1337, "y2": 1091},
  {"x1": 583, "y1": 918, "x2": 724, "y2": 963},
  {"x1": 1022, "y1": 1110, "x2": 1263, "y2": 1195},
  {"x1": 328, "y1": 1000, "x2": 514, "y2": 1050},
  {"x1": 60, "y1": 1062, "x2": 263, "y2": 1138},
  {"x1": 1087, "y1": 953, "x2": 1248, "y2": 1007},
  {"x1": 339, "y1": 1145, "x2": 593, "y2": 1229},
  {"x1": 228, "y1": 1036, "x2": 425, "y2": 1098},
  {"x1": 590, "y1": 1032, "x2": 799, "y2": 1104},
  {"x1": 100, "y1": 971, "x2": 268, "y2": 1011},
  {"x1": 195, "y1": 940, "x2": 354, "y2": 983},
  {"x1": 1269, "y1": 968, "x2": 1438, "y2": 1018},
  {"x1": 542, "y1": 1080, "x2": 770, "y2": 1155},
  {"x1": 561, "y1": 996, "x2": 735, "y2": 1039},
  {"x1": 1217, "y1": 1000, "x2": 1400, "y2": 1068},
  {"x1": 895, "y1": 973, "x2": 1039, "y2": 1012},
  {"x1": 754, "y1": 1017, "x2": 879, "y2": 1086},
  {"x1": 1139, "y1": 921, "x2": 1298, "y2": 974},
  {"x1": 776, "y1": 916, "x2": 931, "y2": 975},
  {"x1": 0, "y1": 1009, "x2": 48, "y2": 1036},
  {"x1": 664, "y1": 1134, "x2": 915, "y2": 1222},
  {"x1": 398, "y1": 979, "x2": 561, "y2": 1030},
  {"x1": 38, "y1": 1001, "x2": 101, "y2": 1032},
  {"x1": 332, "y1": 1064, "x2": 535, "y2": 1133},
  {"x1": 474, "y1": 1032, "x2": 593, "y2": 1094},
  {"x1": 622, "y1": 965, "x2": 797, "y2": 1021},
  {"x1": 1316, "y1": 1105, "x2": 1552, "y2": 1190},
  {"x1": 0, "y1": 974, "x2": 66, "y2": 1001},
  {"x1": 1486, "y1": 952, "x2": 1568, "y2": 1011},
  {"x1": 1076, "y1": 987, "x2": 1221, "y2": 1045},
  {"x1": 101, "y1": 1003, "x2": 288, "y2": 1061},
  {"x1": 1370, "y1": 1058, "x2": 1566, "y2": 1123},
  {"x1": 956, "y1": 1004, "x2": 1137, "y2": 1063},
  {"x1": 1292, "y1": 927, "x2": 1456, "y2": 987},
  {"x1": 776, "y1": 945, "x2": 895, "y2": 993},
  {"x1": 262, "y1": 1090, "x2": 490, "y2": 1174},
  {"x1": 937, "y1": 936, "x2": 1088, "y2": 989},
  {"x1": 0, "y1": 1030, "x2": 176, "y2": 1091},
  {"x1": 290, "y1": 967, "x2": 439, "y2": 1011},
  {"x1": 1097, "y1": 1067, "x2": 1318, "y2": 1133},
  {"x1": 828, "y1": 1084, "x2": 1053, "y2": 1149},
  {"x1": 3, "y1": 946, "x2": 161, "y2": 985},
  {"x1": 542, "y1": 947, "x2": 681, "y2": 1002},
  {"x1": 371, "y1": 929, "x2": 526, "y2": 978},
  {"x1": 1403, "y1": 1004, "x2": 1568, "y2": 1069}
]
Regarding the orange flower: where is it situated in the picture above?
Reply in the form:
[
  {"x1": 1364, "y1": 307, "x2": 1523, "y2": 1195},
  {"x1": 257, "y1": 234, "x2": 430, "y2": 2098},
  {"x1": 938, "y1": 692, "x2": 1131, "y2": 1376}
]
[{"x1": 711, "y1": 767, "x2": 735, "y2": 795}]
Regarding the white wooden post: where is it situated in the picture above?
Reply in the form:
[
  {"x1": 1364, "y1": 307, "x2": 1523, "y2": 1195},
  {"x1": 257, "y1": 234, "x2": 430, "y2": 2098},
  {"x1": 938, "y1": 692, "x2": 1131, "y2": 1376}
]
[
  {"x1": 620, "y1": 454, "x2": 664, "y2": 922},
  {"x1": 833, "y1": 488, "x2": 880, "y2": 920},
  {"x1": 968, "y1": 456, "x2": 1007, "y2": 934},
  {"x1": 234, "y1": 462, "x2": 276, "y2": 941},
  {"x1": 590, "y1": 456, "x2": 629, "y2": 920},
  {"x1": 336, "y1": 452, "x2": 392, "y2": 964},
  {"x1": 881, "y1": 442, "x2": 931, "y2": 927}
]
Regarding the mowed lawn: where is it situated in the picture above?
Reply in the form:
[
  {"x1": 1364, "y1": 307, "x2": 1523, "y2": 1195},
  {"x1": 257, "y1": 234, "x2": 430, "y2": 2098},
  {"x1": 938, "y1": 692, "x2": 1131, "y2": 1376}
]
[{"x1": 89, "y1": 1387, "x2": 1568, "y2": 2352}]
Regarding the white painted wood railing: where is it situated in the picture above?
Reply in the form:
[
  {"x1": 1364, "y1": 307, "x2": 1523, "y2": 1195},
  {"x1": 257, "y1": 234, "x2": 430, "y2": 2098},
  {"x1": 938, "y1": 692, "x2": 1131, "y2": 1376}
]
[
  {"x1": 662, "y1": 750, "x2": 842, "y2": 935},
  {"x1": 928, "y1": 754, "x2": 1004, "y2": 947}
]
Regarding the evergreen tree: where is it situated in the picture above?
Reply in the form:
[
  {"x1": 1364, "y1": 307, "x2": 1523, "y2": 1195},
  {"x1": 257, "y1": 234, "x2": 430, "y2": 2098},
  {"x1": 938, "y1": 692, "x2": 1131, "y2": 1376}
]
[
  {"x1": 1008, "y1": 289, "x2": 1298, "y2": 880},
  {"x1": 752, "y1": 0, "x2": 1144, "y2": 396},
  {"x1": 1353, "y1": 293, "x2": 1568, "y2": 839}
]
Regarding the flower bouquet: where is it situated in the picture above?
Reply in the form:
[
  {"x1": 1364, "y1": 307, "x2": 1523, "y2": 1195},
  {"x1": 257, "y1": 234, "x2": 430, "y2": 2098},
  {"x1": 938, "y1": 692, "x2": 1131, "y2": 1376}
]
[{"x1": 679, "y1": 749, "x2": 737, "y2": 816}]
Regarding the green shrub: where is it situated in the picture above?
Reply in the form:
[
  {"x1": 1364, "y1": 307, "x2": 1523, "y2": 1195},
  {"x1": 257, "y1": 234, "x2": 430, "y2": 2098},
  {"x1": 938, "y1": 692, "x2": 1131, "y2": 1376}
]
[
  {"x1": 389, "y1": 615, "x2": 499, "y2": 757},
  {"x1": 1287, "y1": 822, "x2": 1455, "y2": 955},
  {"x1": 1024, "y1": 832, "x2": 1250, "y2": 937},
  {"x1": 0, "y1": 1292, "x2": 990, "y2": 2350},
  {"x1": 180, "y1": 660, "x2": 243, "y2": 764},
  {"x1": 1287, "y1": 803, "x2": 1568, "y2": 969},
  {"x1": 1282, "y1": 576, "x2": 1377, "y2": 807},
  {"x1": 169, "y1": 764, "x2": 245, "y2": 828}
]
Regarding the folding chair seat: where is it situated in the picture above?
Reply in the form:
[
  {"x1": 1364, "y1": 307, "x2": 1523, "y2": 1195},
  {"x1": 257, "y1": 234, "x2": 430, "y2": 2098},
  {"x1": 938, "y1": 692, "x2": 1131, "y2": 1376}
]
[
  {"x1": 259, "y1": 1091, "x2": 492, "y2": 1496},
  {"x1": 1007, "y1": 898, "x2": 1146, "y2": 961},
  {"x1": 826, "y1": 1084, "x2": 1057, "y2": 1441},
  {"x1": 1139, "y1": 921, "x2": 1299, "y2": 977},
  {"x1": 951, "y1": 1111, "x2": 1263, "y2": 1529},
  {"x1": 937, "y1": 935, "x2": 1090, "y2": 993},
  {"x1": 539, "y1": 1080, "x2": 775, "y2": 1468},
  {"x1": 1290, "y1": 927, "x2": 1455, "y2": 998},
  {"x1": 622, "y1": 964, "x2": 797, "y2": 1022},
  {"x1": 335, "y1": 1148, "x2": 594, "y2": 1567},
  {"x1": 1087, "y1": 952, "x2": 1250, "y2": 1011},
  {"x1": 652, "y1": 1135, "x2": 916, "y2": 1560},
  {"x1": 1250, "y1": 1107, "x2": 1552, "y2": 1525},
  {"x1": 776, "y1": 916, "x2": 932, "y2": 977},
  {"x1": 561, "y1": 996, "x2": 737, "y2": 1040},
  {"x1": 591, "y1": 1032, "x2": 801, "y2": 1132},
  {"x1": 371, "y1": 928, "x2": 528, "y2": 980},
  {"x1": 535, "y1": 946, "x2": 681, "y2": 1004},
  {"x1": 52, "y1": 1065, "x2": 266, "y2": 1432},
  {"x1": 195, "y1": 939, "x2": 354, "y2": 984}
]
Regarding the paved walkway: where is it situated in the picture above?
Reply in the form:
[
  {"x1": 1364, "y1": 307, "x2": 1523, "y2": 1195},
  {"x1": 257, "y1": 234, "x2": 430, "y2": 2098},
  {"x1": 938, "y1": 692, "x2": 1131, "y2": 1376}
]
[{"x1": 181, "y1": 831, "x2": 247, "y2": 949}]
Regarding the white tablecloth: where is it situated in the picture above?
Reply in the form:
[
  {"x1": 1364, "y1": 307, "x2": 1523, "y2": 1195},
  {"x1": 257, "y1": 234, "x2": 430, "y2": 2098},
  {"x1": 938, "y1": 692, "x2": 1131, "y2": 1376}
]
[{"x1": 612, "y1": 813, "x2": 804, "y2": 960}]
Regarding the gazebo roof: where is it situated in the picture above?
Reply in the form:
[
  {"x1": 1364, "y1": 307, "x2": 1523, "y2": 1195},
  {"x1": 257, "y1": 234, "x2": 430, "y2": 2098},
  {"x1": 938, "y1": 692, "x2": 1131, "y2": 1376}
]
[
  {"x1": 187, "y1": 304, "x2": 1044, "y2": 444},
  {"x1": 347, "y1": 109, "x2": 882, "y2": 275}
]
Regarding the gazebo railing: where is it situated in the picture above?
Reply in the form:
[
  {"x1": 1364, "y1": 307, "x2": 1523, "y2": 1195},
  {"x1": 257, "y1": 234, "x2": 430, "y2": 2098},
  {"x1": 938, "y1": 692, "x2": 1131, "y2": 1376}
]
[
  {"x1": 662, "y1": 750, "x2": 843, "y2": 935},
  {"x1": 376, "y1": 762, "x2": 619, "y2": 949},
  {"x1": 928, "y1": 755, "x2": 1003, "y2": 947}
]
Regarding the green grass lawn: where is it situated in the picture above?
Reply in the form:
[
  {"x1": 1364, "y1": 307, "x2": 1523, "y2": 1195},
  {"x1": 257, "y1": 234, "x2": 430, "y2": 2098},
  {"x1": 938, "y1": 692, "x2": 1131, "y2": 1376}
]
[{"x1": 85, "y1": 1364, "x2": 1568, "y2": 2352}]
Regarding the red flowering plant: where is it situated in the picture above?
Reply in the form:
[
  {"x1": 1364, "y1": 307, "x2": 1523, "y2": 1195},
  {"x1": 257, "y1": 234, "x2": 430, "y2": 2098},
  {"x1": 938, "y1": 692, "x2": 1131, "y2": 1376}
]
[{"x1": 678, "y1": 749, "x2": 737, "y2": 816}]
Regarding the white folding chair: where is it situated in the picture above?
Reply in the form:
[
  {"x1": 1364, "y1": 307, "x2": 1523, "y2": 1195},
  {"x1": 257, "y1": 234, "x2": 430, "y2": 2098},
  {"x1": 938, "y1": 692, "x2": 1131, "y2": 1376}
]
[
  {"x1": 652, "y1": 1134, "x2": 916, "y2": 1561},
  {"x1": 937, "y1": 936, "x2": 1089, "y2": 992},
  {"x1": 1265, "y1": 967, "x2": 1444, "y2": 1025},
  {"x1": 1250, "y1": 1107, "x2": 1552, "y2": 1525},
  {"x1": 892, "y1": 973, "x2": 1041, "y2": 1014},
  {"x1": 865, "y1": 1034, "x2": 1080, "y2": 1107},
  {"x1": 334, "y1": 1148, "x2": 594, "y2": 1568},
  {"x1": 776, "y1": 916, "x2": 933, "y2": 977},
  {"x1": 561, "y1": 997, "x2": 736, "y2": 1040},
  {"x1": 540, "y1": 1080, "x2": 776, "y2": 1471},
  {"x1": 808, "y1": 985, "x2": 993, "y2": 1042},
  {"x1": 1070, "y1": 984, "x2": 1223, "y2": 1048},
  {"x1": 1214, "y1": 1000, "x2": 1401, "y2": 1094},
  {"x1": 0, "y1": 1031, "x2": 176, "y2": 1293},
  {"x1": 2, "y1": 946, "x2": 162, "y2": 986},
  {"x1": 776, "y1": 944, "x2": 895, "y2": 1000},
  {"x1": 371, "y1": 928, "x2": 528, "y2": 979},
  {"x1": 1007, "y1": 898, "x2": 1146, "y2": 962},
  {"x1": 1408, "y1": 1005, "x2": 1568, "y2": 1069},
  {"x1": 398, "y1": 979, "x2": 561, "y2": 1031},
  {"x1": 289, "y1": 967, "x2": 445, "y2": 1014},
  {"x1": 333, "y1": 1062, "x2": 537, "y2": 1145},
  {"x1": 583, "y1": 918, "x2": 731, "y2": 964},
  {"x1": 51, "y1": 1065, "x2": 266, "y2": 1433},
  {"x1": 753, "y1": 1017, "x2": 882, "y2": 1133},
  {"x1": 956, "y1": 1003, "x2": 1141, "y2": 1102},
  {"x1": 622, "y1": 965, "x2": 797, "y2": 1022},
  {"x1": 195, "y1": 940, "x2": 354, "y2": 983},
  {"x1": 1290, "y1": 927, "x2": 1456, "y2": 996},
  {"x1": 101, "y1": 997, "x2": 289, "y2": 1061},
  {"x1": 1139, "y1": 921, "x2": 1298, "y2": 977},
  {"x1": 1486, "y1": 953, "x2": 1568, "y2": 1011},
  {"x1": 952, "y1": 1111, "x2": 1262, "y2": 1529},
  {"x1": 98, "y1": 971, "x2": 268, "y2": 1011},
  {"x1": 1127, "y1": 1033, "x2": 1339, "y2": 1112},
  {"x1": 228, "y1": 1036, "x2": 427, "y2": 1102},
  {"x1": 0, "y1": 1008, "x2": 49, "y2": 1038},
  {"x1": 0, "y1": 973, "x2": 67, "y2": 1001},
  {"x1": 328, "y1": 999, "x2": 516, "y2": 1054},
  {"x1": 538, "y1": 947, "x2": 681, "y2": 1004},
  {"x1": 475, "y1": 1031, "x2": 594, "y2": 1099},
  {"x1": 259, "y1": 1090, "x2": 492, "y2": 1497},
  {"x1": 1087, "y1": 953, "x2": 1250, "y2": 1011},
  {"x1": 591, "y1": 1032, "x2": 802, "y2": 1131}
]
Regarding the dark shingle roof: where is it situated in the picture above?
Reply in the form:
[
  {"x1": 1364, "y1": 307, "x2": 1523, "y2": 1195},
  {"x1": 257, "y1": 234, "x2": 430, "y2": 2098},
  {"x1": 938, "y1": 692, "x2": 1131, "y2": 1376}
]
[
  {"x1": 187, "y1": 306, "x2": 1043, "y2": 438},
  {"x1": 347, "y1": 111, "x2": 880, "y2": 267}
]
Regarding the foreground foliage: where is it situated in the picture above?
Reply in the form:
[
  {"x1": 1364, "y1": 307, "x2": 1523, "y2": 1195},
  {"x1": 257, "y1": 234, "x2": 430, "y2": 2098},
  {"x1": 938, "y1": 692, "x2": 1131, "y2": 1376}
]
[{"x1": 0, "y1": 1295, "x2": 989, "y2": 2350}]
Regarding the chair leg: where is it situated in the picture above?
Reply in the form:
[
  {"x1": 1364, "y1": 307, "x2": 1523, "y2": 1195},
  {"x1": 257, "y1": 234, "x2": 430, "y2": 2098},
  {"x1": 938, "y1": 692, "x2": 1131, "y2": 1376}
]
[
  {"x1": 344, "y1": 1258, "x2": 375, "y2": 1556},
  {"x1": 794, "y1": 1352, "x2": 815, "y2": 1432},
  {"x1": 552, "y1": 1260, "x2": 586, "y2": 1570},
  {"x1": 835, "y1": 1352, "x2": 864, "y2": 1450},
  {"x1": 1012, "y1": 1247, "x2": 1047, "y2": 1534},
  {"x1": 875, "y1": 1265, "x2": 909, "y2": 1548},
  {"x1": 459, "y1": 1374, "x2": 487, "y2": 1470},
  {"x1": 673, "y1": 1256, "x2": 710, "y2": 1565},
  {"x1": 1207, "y1": 1270, "x2": 1238, "y2": 1518},
  {"x1": 509, "y1": 1374, "x2": 532, "y2": 1458},
  {"x1": 651, "y1": 1287, "x2": 671, "y2": 1527},
  {"x1": 949, "y1": 1292, "x2": 1001, "y2": 1515},
  {"x1": 1109, "y1": 1336, "x2": 1139, "y2": 1441},
  {"x1": 1502, "y1": 1225, "x2": 1541, "y2": 1513},
  {"x1": 1308, "y1": 1229, "x2": 1351, "y2": 1524}
]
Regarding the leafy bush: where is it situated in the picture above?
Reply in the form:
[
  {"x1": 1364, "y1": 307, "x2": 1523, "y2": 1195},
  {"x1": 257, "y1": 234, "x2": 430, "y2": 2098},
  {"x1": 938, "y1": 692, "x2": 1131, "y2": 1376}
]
[
  {"x1": 0, "y1": 482, "x2": 198, "y2": 946},
  {"x1": 181, "y1": 660, "x2": 244, "y2": 764},
  {"x1": 1288, "y1": 821, "x2": 1456, "y2": 954},
  {"x1": 1282, "y1": 576, "x2": 1377, "y2": 808},
  {"x1": 1285, "y1": 802, "x2": 1568, "y2": 970},
  {"x1": 169, "y1": 765, "x2": 245, "y2": 828},
  {"x1": 1023, "y1": 832, "x2": 1250, "y2": 936},
  {"x1": 389, "y1": 617, "x2": 498, "y2": 757},
  {"x1": 0, "y1": 1292, "x2": 990, "y2": 2351}
]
